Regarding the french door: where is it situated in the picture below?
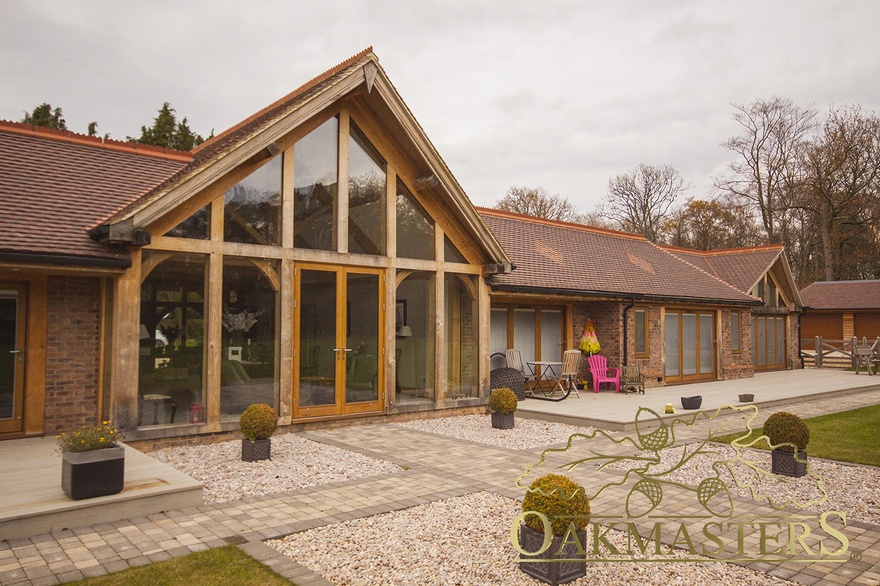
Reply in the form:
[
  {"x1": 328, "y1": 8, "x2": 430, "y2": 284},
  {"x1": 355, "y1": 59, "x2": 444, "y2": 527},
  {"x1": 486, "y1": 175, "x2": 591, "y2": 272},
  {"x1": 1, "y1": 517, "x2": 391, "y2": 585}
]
[
  {"x1": 664, "y1": 310, "x2": 716, "y2": 383},
  {"x1": 753, "y1": 315, "x2": 787, "y2": 370},
  {"x1": 0, "y1": 284, "x2": 26, "y2": 434},
  {"x1": 295, "y1": 265, "x2": 384, "y2": 418}
]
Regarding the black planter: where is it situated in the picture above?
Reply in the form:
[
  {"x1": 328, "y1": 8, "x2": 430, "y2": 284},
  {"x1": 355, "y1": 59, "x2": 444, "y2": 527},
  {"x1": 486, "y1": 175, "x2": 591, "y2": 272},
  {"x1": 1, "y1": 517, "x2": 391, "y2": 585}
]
[
  {"x1": 491, "y1": 412, "x2": 515, "y2": 429},
  {"x1": 518, "y1": 524, "x2": 586, "y2": 585},
  {"x1": 242, "y1": 438, "x2": 271, "y2": 462},
  {"x1": 771, "y1": 449, "x2": 808, "y2": 477},
  {"x1": 681, "y1": 395, "x2": 702, "y2": 410},
  {"x1": 61, "y1": 446, "x2": 125, "y2": 500},
  {"x1": 738, "y1": 394, "x2": 754, "y2": 402}
]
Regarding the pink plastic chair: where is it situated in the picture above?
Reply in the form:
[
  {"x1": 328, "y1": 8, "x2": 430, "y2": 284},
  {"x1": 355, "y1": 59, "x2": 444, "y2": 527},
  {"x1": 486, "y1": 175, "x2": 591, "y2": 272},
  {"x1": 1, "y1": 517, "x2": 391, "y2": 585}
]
[{"x1": 587, "y1": 354, "x2": 620, "y2": 393}]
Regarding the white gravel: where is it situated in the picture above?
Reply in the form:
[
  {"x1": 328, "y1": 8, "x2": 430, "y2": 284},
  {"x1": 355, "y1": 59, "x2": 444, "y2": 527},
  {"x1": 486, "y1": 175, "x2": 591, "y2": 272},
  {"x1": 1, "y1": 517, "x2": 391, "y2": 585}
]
[
  {"x1": 149, "y1": 433, "x2": 401, "y2": 504},
  {"x1": 267, "y1": 491, "x2": 796, "y2": 586},
  {"x1": 394, "y1": 414, "x2": 599, "y2": 450}
]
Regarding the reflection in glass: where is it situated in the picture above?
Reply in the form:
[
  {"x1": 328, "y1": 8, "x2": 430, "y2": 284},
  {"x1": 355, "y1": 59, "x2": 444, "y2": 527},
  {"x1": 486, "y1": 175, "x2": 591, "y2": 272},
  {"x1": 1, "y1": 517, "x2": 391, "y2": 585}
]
[
  {"x1": 167, "y1": 206, "x2": 210, "y2": 240},
  {"x1": 489, "y1": 308, "x2": 509, "y2": 370},
  {"x1": 540, "y1": 309, "x2": 563, "y2": 362},
  {"x1": 635, "y1": 309, "x2": 647, "y2": 355},
  {"x1": 138, "y1": 252, "x2": 206, "y2": 427},
  {"x1": 396, "y1": 179, "x2": 434, "y2": 260},
  {"x1": 224, "y1": 157, "x2": 281, "y2": 245},
  {"x1": 220, "y1": 258, "x2": 278, "y2": 419},
  {"x1": 348, "y1": 123, "x2": 386, "y2": 255},
  {"x1": 346, "y1": 273, "x2": 379, "y2": 403},
  {"x1": 682, "y1": 313, "x2": 697, "y2": 375},
  {"x1": 514, "y1": 308, "x2": 536, "y2": 365},
  {"x1": 0, "y1": 290, "x2": 20, "y2": 420},
  {"x1": 700, "y1": 314, "x2": 714, "y2": 374},
  {"x1": 396, "y1": 272, "x2": 435, "y2": 404},
  {"x1": 445, "y1": 274, "x2": 478, "y2": 398},
  {"x1": 299, "y1": 270, "x2": 337, "y2": 407},
  {"x1": 444, "y1": 236, "x2": 468, "y2": 263},
  {"x1": 665, "y1": 313, "x2": 680, "y2": 377},
  {"x1": 294, "y1": 117, "x2": 338, "y2": 251},
  {"x1": 776, "y1": 317, "x2": 785, "y2": 366}
]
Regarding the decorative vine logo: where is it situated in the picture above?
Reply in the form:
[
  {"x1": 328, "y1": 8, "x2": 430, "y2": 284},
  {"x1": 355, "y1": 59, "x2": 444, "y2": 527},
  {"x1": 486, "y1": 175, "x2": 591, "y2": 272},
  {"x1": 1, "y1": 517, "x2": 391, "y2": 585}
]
[{"x1": 510, "y1": 405, "x2": 854, "y2": 564}]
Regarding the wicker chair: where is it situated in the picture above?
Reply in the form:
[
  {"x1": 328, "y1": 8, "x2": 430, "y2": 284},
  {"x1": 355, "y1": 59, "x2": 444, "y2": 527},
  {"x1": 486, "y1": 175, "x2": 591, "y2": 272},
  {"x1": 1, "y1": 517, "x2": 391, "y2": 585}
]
[{"x1": 490, "y1": 367, "x2": 527, "y2": 401}]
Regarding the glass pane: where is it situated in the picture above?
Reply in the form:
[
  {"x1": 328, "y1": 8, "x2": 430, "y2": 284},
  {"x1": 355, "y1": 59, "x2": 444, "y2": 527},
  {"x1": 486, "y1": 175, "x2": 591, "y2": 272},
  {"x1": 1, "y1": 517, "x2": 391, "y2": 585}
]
[
  {"x1": 767, "y1": 279, "x2": 777, "y2": 307},
  {"x1": 346, "y1": 272, "x2": 379, "y2": 403},
  {"x1": 490, "y1": 308, "x2": 508, "y2": 370},
  {"x1": 299, "y1": 270, "x2": 337, "y2": 407},
  {"x1": 224, "y1": 156, "x2": 281, "y2": 245},
  {"x1": 294, "y1": 117, "x2": 338, "y2": 251},
  {"x1": 635, "y1": 309, "x2": 646, "y2": 355},
  {"x1": 540, "y1": 309, "x2": 563, "y2": 362},
  {"x1": 665, "y1": 313, "x2": 680, "y2": 377},
  {"x1": 776, "y1": 317, "x2": 786, "y2": 366},
  {"x1": 0, "y1": 292, "x2": 19, "y2": 420},
  {"x1": 682, "y1": 313, "x2": 697, "y2": 375},
  {"x1": 731, "y1": 312, "x2": 740, "y2": 351},
  {"x1": 757, "y1": 317, "x2": 766, "y2": 366},
  {"x1": 752, "y1": 318, "x2": 757, "y2": 366},
  {"x1": 396, "y1": 179, "x2": 434, "y2": 260},
  {"x1": 348, "y1": 123, "x2": 386, "y2": 255},
  {"x1": 445, "y1": 274, "x2": 478, "y2": 398},
  {"x1": 514, "y1": 308, "x2": 537, "y2": 365},
  {"x1": 396, "y1": 272, "x2": 435, "y2": 403},
  {"x1": 700, "y1": 314, "x2": 714, "y2": 374},
  {"x1": 220, "y1": 259, "x2": 278, "y2": 419},
  {"x1": 445, "y1": 236, "x2": 468, "y2": 263},
  {"x1": 166, "y1": 206, "x2": 209, "y2": 239},
  {"x1": 767, "y1": 317, "x2": 776, "y2": 364},
  {"x1": 138, "y1": 253, "x2": 206, "y2": 428}
]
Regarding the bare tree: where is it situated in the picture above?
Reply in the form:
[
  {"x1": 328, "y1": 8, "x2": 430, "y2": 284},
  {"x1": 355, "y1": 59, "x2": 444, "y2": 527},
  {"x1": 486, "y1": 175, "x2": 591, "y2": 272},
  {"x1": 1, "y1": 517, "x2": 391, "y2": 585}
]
[
  {"x1": 715, "y1": 97, "x2": 816, "y2": 243},
  {"x1": 604, "y1": 164, "x2": 689, "y2": 242},
  {"x1": 661, "y1": 195, "x2": 761, "y2": 250},
  {"x1": 494, "y1": 186, "x2": 580, "y2": 222}
]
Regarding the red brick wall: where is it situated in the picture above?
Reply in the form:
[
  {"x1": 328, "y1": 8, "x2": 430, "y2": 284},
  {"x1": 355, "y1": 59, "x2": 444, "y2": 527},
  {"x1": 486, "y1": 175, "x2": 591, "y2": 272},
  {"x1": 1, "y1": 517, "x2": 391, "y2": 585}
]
[
  {"x1": 44, "y1": 276, "x2": 101, "y2": 434},
  {"x1": 626, "y1": 305, "x2": 665, "y2": 387},
  {"x1": 720, "y1": 308, "x2": 754, "y2": 380},
  {"x1": 572, "y1": 300, "x2": 623, "y2": 382}
]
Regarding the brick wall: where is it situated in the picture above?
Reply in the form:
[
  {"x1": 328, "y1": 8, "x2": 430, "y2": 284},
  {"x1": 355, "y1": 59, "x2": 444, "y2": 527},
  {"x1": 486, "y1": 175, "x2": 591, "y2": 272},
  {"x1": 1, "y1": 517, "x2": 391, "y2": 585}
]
[
  {"x1": 44, "y1": 276, "x2": 101, "y2": 434},
  {"x1": 625, "y1": 305, "x2": 665, "y2": 388},
  {"x1": 719, "y1": 308, "x2": 754, "y2": 380},
  {"x1": 572, "y1": 300, "x2": 623, "y2": 383}
]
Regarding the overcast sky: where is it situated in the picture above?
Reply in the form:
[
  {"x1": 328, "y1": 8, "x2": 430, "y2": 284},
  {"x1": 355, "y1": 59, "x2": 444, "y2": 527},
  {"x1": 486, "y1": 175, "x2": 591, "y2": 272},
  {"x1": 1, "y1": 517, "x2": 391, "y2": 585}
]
[{"x1": 3, "y1": 1, "x2": 879, "y2": 213}]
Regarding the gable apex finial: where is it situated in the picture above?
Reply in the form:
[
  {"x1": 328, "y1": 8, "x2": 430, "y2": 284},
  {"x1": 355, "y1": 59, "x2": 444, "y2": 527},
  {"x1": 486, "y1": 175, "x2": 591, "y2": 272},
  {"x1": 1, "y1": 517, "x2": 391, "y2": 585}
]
[{"x1": 364, "y1": 61, "x2": 378, "y2": 93}]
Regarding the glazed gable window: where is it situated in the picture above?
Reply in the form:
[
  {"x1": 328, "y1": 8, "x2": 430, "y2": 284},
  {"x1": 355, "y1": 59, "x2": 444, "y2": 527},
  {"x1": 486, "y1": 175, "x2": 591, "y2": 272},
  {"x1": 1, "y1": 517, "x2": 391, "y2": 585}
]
[{"x1": 294, "y1": 117, "x2": 339, "y2": 251}]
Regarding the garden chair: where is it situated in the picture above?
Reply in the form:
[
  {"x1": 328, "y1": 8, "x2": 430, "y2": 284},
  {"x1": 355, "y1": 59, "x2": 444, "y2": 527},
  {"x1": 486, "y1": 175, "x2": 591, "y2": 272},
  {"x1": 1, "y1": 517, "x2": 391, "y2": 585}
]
[
  {"x1": 505, "y1": 348, "x2": 535, "y2": 391},
  {"x1": 550, "y1": 349, "x2": 582, "y2": 397},
  {"x1": 587, "y1": 354, "x2": 620, "y2": 393},
  {"x1": 620, "y1": 364, "x2": 645, "y2": 394}
]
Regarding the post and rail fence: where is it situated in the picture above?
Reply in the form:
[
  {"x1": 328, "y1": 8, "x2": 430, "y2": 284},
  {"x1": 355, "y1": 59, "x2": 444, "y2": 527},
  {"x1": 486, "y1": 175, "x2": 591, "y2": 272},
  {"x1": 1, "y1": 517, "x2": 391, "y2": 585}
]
[{"x1": 800, "y1": 336, "x2": 880, "y2": 370}]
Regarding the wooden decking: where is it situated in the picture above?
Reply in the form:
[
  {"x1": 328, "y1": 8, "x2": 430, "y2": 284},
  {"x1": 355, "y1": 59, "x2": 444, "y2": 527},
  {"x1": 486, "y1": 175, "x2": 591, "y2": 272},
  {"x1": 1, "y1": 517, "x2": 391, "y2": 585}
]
[{"x1": 0, "y1": 438, "x2": 202, "y2": 540}]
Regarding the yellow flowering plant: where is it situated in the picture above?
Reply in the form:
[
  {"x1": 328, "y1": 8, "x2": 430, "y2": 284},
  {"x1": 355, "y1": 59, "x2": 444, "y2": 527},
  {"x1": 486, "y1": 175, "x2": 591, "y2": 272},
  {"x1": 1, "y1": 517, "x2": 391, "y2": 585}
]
[{"x1": 57, "y1": 421, "x2": 122, "y2": 452}]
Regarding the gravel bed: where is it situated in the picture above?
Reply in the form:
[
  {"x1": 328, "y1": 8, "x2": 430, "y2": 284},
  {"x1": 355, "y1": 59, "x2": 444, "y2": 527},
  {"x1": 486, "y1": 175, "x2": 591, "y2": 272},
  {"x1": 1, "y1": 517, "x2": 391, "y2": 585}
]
[
  {"x1": 268, "y1": 491, "x2": 795, "y2": 586},
  {"x1": 150, "y1": 433, "x2": 402, "y2": 504},
  {"x1": 394, "y1": 414, "x2": 599, "y2": 450},
  {"x1": 608, "y1": 443, "x2": 880, "y2": 525}
]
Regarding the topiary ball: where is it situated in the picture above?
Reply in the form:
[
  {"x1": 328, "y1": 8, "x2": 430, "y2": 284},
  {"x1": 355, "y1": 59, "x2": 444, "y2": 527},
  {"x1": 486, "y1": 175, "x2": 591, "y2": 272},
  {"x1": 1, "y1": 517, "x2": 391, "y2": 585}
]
[
  {"x1": 522, "y1": 474, "x2": 591, "y2": 535},
  {"x1": 764, "y1": 411, "x2": 809, "y2": 452},
  {"x1": 240, "y1": 403, "x2": 278, "y2": 441},
  {"x1": 488, "y1": 387, "x2": 518, "y2": 415}
]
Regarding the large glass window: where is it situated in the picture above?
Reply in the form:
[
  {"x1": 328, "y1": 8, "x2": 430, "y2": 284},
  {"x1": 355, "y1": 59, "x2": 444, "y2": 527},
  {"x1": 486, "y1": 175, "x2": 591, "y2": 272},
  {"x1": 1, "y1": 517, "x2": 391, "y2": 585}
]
[
  {"x1": 348, "y1": 122, "x2": 386, "y2": 255},
  {"x1": 514, "y1": 308, "x2": 537, "y2": 365},
  {"x1": 445, "y1": 236, "x2": 468, "y2": 263},
  {"x1": 396, "y1": 272, "x2": 435, "y2": 404},
  {"x1": 664, "y1": 313, "x2": 680, "y2": 378},
  {"x1": 540, "y1": 309, "x2": 563, "y2": 363},
  {"x1": 489, "y1": 308, "x2": 509, "y2": 370},
  {"x1": 138, "y1": 252, "x2": 206, "y2": 428},
  {"x1": 294, "y1": 117, "x2": 338, "y2": 251},
  {"x1": 635, "y1": 309, "x2": 648, "y2": 356},
  {"x1": 220, "y1": 258, "x2": 278, "y2": 419},
  {"x1": 396, "y1": 179, "x2": 434, "y2": 260},
  {"x1": 445, "y1": 274, "x2": 478, "y2": 398},
  {"x1": 731, "y1": 312, "x2": 741, "y2": 353},
  {"x1": 224, "y1": 156, "x2": 281, "y2": 245},
  {"x1": 167, "y1": 206, "x2": 210, "y2": 240}
]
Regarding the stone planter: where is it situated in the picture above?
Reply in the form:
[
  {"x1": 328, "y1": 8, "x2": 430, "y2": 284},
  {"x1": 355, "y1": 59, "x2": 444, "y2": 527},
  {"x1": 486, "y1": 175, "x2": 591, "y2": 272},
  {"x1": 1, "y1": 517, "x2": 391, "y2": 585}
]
[
  {"x1": 242, "y1": 438, "x2": 271, "y2": 462},
  {"x1": 738, "y1": 394, "x2": 754, "y2": 402},
  {"x1": 62, "y1": 446, "x2": 125, "y2": 500},
  {"x1": 491, "y1": 412, "x2": 515, "y2": 429},
  {"x1": 518, "y1": 523, "x2": 586, "y2": 585},
  {"x1": 771, "y1": 449, "x2": 808, "y2": 477},
  {"x1": 680, "y1": 395, "x2": 702, "y2": 410}
]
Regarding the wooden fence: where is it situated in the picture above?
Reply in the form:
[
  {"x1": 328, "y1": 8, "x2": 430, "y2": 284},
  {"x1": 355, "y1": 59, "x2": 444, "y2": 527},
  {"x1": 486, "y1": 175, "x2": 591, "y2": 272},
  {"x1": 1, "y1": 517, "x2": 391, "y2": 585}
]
[{"x1": 800, "y1": 336, "x2": 880, "y2": 368}]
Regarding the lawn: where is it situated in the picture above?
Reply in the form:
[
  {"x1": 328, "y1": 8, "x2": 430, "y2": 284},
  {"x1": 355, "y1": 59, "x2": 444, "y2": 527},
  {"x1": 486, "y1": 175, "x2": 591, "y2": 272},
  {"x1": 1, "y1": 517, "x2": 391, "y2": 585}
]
[
  {"x1": 713, "y1": 403, "x2": 880, "y2": 466},
  {"x1": 67, "y1": 545, "x2": 295, "y2": 586}
]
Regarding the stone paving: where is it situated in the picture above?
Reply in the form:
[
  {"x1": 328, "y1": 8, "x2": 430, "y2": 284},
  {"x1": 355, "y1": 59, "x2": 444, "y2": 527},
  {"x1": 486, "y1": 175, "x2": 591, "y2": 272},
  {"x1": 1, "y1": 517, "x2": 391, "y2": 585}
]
[{"x1": 1, "y1": 388, "x2": 879, "y2": 585}]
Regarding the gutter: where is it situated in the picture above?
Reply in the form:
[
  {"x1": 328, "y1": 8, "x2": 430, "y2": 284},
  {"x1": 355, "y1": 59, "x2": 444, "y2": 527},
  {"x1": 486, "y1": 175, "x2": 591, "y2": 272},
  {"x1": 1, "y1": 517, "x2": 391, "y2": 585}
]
[
  {"x1": 622, "y1": 297, "x2": 636, "y2": 365},
  {"x1": 0, "y1": 251, "x2": 132, "y2": 269},
  {"x1": 489, "y1": 285, "x2": 760, "y2": 307}
]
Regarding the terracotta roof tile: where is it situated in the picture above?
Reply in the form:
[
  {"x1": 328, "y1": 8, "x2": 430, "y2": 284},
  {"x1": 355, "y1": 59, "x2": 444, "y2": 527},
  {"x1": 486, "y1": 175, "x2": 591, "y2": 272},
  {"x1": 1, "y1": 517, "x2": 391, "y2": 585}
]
[
  {"x1": 0, "y1": 123, "x2": 188, "y2": 265},
  {"x1": 480, "y1": 209, "x2": 757, "y2": 304},
  {"x1": 800, "y1": 280, "x2": 880, "y2": 310},
  {"x1": 661, "y1": 245, "x2": 782, "y2": 293}
]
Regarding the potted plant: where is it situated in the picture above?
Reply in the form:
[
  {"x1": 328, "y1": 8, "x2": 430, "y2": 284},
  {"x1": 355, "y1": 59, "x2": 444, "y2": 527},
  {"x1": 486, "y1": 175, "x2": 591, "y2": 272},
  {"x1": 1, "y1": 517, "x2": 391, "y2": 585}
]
[
  {"x1": 519, "y1": 473, "x2": 591, "y2": 585},
  {"x1": 57, "y1": 420, "x2": 124, "y2": 500},
  {"x1": 240, "y1": 403, "x2": 278, "y2": 462},
  {"x1": 488, "y1": 387, "x2": 517, "y2": 429},
  {"x1": 764, "y1": 411, "x2": 810, "y2": 477}
]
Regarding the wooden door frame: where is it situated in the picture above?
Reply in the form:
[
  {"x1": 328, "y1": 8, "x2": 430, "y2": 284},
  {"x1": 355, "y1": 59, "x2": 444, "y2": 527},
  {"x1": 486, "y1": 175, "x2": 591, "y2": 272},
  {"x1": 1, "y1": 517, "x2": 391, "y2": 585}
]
[
  {"x1": 0, "y1": 283, "x2": 27, "y2": 433},
  {"x1": 664, "y1": 309, "x2": 717, "y2": 383},
  {"x1": 293, "y1": 263, "x2": 385, "y2": 419}
]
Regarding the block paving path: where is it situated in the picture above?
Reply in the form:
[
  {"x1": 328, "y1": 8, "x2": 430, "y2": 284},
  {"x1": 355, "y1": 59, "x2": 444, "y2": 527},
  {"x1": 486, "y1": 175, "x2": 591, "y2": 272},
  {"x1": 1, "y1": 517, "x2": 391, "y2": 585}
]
[{"x1": 1, "y1": 388, "x2": 879, "y2": 586}]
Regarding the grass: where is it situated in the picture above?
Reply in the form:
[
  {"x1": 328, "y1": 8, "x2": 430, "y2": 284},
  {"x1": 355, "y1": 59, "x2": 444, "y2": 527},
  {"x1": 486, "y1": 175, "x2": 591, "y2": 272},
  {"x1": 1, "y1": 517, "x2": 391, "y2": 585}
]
[
  {"x1": 67, "y1": 545, "x2": 295, "y2": 586},
  {"x1": 713, "y1": 404, "x2": 880, "y2": 466}
]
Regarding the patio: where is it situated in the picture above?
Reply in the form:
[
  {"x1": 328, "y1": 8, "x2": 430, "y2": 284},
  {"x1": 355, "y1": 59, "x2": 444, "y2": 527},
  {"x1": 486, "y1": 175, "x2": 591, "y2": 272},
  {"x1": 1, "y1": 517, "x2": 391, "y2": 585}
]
[{"x1": 517, "y1": 368, "x2": 880, "y2": 430}]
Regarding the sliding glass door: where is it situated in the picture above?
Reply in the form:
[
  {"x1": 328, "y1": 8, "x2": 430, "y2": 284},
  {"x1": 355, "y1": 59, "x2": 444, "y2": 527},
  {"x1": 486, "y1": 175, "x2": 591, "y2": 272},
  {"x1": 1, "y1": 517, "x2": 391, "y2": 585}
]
[{"x1": 664, "y1": 310, "x2": 716, "y2": 383}]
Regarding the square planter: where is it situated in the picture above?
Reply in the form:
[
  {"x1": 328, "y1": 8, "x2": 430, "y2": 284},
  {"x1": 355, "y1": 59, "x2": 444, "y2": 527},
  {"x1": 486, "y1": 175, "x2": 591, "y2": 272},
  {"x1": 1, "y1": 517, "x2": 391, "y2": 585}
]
[
  {"x1": 242, "y1": 438, "x2": 271, "y2": 462},
  {"x1": 738, "y1": 394, "x2": 754, "y2": 403},
  {"x1": 491, "y1": 412, "x2": 515, "y2": 429},
  {"x1": 771, "y1": 449, "x2": 808, "y2": 477},
  {"x1": 518, "y1": 524, "x2": 586, "y2": 585},
  {"x1": 61, "y1": 446, "x2": 125, "y2": 500}
]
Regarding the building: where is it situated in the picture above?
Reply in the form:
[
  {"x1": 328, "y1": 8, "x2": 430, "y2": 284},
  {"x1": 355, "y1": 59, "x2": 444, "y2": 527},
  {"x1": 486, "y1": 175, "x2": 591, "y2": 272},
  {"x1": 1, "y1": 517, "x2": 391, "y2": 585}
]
[{"x1": 800, "y1": 280, "x2": 880, "y2": 342}]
